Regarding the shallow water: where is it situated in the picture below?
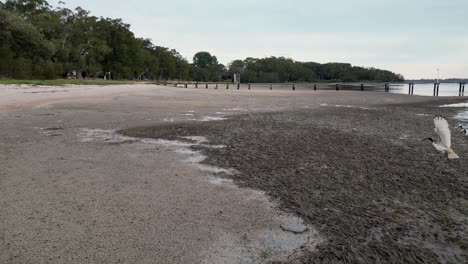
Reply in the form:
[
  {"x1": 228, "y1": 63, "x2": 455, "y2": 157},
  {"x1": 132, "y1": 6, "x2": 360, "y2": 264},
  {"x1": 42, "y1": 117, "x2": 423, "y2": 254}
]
[
  {"x1": 305, "y1": 83, "x2": 466, "y2": 97},
  {"x1": 439, "y1": 101, "x2": 468, "y2": 122},
  {"x1": 389, "y1": 83, "x2": 465, "y2": 96}
]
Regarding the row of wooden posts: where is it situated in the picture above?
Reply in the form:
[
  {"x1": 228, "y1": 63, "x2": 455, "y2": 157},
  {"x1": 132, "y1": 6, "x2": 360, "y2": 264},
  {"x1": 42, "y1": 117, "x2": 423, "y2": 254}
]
[
  {"x1": 159, "y1": 82, "x2": 382, "y2": 92},
  {"x1": 156, "y1": 82, "x2": 467, "y2": 96}
]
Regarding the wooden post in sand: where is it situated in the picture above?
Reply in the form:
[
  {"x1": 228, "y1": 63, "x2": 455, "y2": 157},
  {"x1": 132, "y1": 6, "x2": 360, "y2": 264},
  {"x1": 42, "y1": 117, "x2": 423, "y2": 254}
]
[
  {"x1": 459, "y1": 83, "x2": 466, "y2": 96},
  {"x1": 336, "y1": 84, "x2": 340, "y2": 91},
  {"x1": 292, "y1": 84, "x2": 296, "y2": 91},
  {"x1": 384, "y1": 83, "x2": 390, "y2": 93}
]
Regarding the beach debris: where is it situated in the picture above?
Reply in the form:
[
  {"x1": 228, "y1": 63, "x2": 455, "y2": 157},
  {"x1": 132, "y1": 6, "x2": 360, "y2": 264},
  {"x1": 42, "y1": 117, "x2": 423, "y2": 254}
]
[
  {"x1": 459, "y1": 126, "x2": 468, "y2": 136},
  {"x1": 424, "y1": 116, "x2": 459, "y2": 159}
]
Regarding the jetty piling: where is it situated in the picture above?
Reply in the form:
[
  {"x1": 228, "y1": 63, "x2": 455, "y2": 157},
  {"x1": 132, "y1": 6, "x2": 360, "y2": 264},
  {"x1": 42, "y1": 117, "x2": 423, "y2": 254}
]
[
  {"x1": 408, "y1": 83, "x2": 414, "y2": 95},
  {"x1": 433, "y1": 83, "x2": 440, "y2": 96}
]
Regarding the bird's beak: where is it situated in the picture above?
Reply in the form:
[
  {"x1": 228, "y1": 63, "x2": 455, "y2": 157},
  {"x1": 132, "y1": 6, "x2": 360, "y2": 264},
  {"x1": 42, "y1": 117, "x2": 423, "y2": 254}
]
[{"x1": 422, "y1": 138, "x2": 433, "y2": 142}]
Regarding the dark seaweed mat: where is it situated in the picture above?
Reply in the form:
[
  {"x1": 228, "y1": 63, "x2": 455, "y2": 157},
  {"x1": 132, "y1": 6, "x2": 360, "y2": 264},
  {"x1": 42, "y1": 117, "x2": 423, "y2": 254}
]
[{"x1": 121, "y1": 105, "x2": 468, "y2": 264}]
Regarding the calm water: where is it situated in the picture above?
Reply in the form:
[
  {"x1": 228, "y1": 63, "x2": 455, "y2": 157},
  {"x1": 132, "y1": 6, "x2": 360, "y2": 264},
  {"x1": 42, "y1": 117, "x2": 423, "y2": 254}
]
[
  {"x1": 214, "y1": 83, "x2": 466, "y2": 97},
  {"x1": 389, "y1": 83, "x2": 465, "y2": 97},
  {"x1": 302, "y1": 83, "x2": 465, "y2": 97}
]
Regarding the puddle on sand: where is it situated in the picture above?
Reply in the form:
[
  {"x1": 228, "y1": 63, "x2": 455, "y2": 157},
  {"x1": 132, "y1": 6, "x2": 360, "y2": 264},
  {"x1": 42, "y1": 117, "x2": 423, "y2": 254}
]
[
  {"x1": 163, "y1": 114, "x2": 229, "y2": 123},
  {"x1": 199, "y1": 116, "x2": 228, "y2": 122},
  {"x1": 162, "y1": 118, "x2": 176, "y2": 122},
  {"x1": 77, "y1": 129, "x2": 233, "y2": 175},
  {"x1": 454, "y1": 111, "x2": 468, "y2": 121},
  {"x1": 223, "y1": 108, "x2": 246, "y2": 111},
  {"x1": 438, "y1": 102, "x2": 468, "y2": 122},
  {"x1": 208, "y1": 177, "x2": 234, "y2": 185},
  {"x1": 439, "y1": 102, "x2": 468, "y2": 108},
  {"x1": 205, "y1": 215, "x2": 321, "y2": 264}
]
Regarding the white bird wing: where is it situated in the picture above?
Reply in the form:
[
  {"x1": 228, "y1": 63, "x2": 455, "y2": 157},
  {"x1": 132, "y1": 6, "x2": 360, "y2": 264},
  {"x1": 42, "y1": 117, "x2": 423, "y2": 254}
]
[{"x1": 434, "y1": 117, "x2": 451, "y2": 148}]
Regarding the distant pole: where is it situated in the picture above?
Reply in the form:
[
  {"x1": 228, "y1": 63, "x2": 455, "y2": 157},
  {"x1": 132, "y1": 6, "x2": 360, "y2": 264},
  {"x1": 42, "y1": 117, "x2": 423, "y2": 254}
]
[
  {"x1": 206, "y1": 83, "x2": 208, "y2": 89},
  {"x1": 270, "y1": 84, "x2": 272, "y2": 90},
  {"x1": 237, "y1": 83, "x2": 240, "y2": 90},
  {"x1": 314, "y1": 84, "x2": 317, "y2": 91},
  {"x1": 336, "y1": 84, "x2": 339, "y2": 91},
  {"x1": 361, "y1": 83, "x2": 364, "y2": 91},
  {"x1": 292, "y1": 84, "x2": 295, "y2": 91},
  {"x1": 437, "y1": 68, "x2": 440, "y2": 83},
  {"x1": 227, "y1": 83, "x2": 229, "y2": 89}
]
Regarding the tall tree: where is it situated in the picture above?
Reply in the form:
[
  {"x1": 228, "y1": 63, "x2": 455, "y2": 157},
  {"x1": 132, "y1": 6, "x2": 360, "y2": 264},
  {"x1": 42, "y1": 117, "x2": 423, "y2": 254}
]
[{"x1": 193, "y1": 51, "x2": 218, "y2": 68}]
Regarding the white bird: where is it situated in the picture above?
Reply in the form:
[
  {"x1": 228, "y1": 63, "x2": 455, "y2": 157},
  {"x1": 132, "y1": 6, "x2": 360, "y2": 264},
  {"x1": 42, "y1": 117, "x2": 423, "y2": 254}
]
[{"x1": 425, "y1": 117, "x2": 459, "y2": 159}]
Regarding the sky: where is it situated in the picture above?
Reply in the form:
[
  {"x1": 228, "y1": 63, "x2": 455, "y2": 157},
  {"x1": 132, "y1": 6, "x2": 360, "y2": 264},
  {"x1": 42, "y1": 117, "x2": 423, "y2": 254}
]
[{"x1": 48, "y1": 0, "x2": 468, "y2": 79}]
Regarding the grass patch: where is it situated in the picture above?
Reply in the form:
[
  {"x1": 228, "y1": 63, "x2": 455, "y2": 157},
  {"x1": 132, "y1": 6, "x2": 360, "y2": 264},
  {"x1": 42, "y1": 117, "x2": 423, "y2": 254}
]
[{"x1": 0, "y1": 78, "x2": 143, "y2": 86}]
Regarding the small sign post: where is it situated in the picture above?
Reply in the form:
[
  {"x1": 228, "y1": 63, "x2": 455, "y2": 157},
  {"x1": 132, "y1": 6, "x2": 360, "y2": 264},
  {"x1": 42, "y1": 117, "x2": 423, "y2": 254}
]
[{"x1": 233, "y1": 74, "x2": 241, "y2": 84}]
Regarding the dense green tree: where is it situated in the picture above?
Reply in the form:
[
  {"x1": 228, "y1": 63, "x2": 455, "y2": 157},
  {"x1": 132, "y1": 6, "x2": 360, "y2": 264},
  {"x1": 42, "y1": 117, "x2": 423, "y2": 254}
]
[{"x1": 193, "y1": 51, "x2": 218, "y2": 68}]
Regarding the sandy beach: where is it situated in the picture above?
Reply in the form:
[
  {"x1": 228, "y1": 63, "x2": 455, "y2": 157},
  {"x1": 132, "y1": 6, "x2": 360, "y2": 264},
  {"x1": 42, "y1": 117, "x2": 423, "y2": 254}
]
[{"x1": 1, "y1": 84, "x2": 467, "y2": 263}]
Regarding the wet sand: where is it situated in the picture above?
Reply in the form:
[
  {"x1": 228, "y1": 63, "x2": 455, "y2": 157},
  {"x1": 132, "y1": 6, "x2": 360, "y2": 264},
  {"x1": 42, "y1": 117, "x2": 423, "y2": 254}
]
[{"x1": 1, "y1": 84, "x2": 467, "y2": 263}]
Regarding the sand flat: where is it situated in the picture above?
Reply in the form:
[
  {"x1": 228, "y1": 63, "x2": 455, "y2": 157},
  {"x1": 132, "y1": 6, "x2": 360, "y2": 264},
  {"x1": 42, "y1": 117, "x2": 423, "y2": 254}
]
[{"x1": 1, "y1": 84, "x2": 467, "y2": 263}]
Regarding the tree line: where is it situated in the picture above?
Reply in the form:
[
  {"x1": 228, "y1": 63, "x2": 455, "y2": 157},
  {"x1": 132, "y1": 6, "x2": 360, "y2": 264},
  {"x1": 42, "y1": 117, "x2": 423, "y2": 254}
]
[{"x1": 0, "y1": 0, "x2": 404, "y2": 82}]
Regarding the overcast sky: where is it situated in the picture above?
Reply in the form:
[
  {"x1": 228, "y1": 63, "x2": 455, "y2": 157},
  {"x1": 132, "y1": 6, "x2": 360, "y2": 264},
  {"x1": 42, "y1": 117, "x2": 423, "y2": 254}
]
[{"x1": 48, "y1": 0, "x2": 468, "y2": 79}]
